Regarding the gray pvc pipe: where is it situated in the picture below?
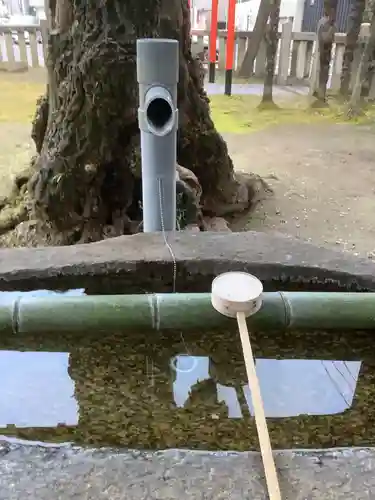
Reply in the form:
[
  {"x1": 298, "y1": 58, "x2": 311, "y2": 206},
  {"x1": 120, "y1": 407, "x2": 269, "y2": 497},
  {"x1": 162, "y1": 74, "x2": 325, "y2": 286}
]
[{"x1": 137, "y1": 39, "x2": 179, "y2": 232}]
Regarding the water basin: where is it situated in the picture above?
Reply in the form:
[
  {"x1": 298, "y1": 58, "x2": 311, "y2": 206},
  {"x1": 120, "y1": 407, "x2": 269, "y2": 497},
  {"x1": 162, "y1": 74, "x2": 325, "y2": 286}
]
[{"x1": 1, "y1": 317, "x2": 374, "y2": 450}]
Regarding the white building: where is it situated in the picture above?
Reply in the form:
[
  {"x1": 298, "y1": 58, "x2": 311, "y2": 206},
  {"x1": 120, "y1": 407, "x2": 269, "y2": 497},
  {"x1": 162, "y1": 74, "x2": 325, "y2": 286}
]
[
  {"x1": 1, "y1": 0, "x2": 44, "y2": 21},
  {"x1": 190, "y1": 0, "x2": 228, "y2": 29},
  {"x1": 29, "y1": 0, "x2": 45, "y2": 21},
  {"x1": 191, "y1": 0, "x2": 305, "y2": 32},
  {"x1": 235, "y1": 0, "x2": 305, "y2": 31}
]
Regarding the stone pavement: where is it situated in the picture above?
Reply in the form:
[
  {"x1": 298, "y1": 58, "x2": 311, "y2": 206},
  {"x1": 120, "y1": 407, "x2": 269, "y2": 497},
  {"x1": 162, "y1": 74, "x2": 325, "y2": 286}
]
[
  {"x1": 0, "y1": 440, "x2": 374, "y2": 499},
  {"x1": 206, "y1": 82, "x2": 309, "y2": 97}
]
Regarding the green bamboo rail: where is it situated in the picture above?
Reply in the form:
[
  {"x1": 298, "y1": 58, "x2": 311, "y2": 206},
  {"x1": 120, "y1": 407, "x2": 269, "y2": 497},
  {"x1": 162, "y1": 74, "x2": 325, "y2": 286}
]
[{"x1": 0, "y1": 292, "x2": 375, "y2": 334}]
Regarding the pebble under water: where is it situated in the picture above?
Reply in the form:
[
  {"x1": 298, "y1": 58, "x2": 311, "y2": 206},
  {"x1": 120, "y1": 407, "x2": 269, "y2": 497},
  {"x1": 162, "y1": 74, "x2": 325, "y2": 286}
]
[{"x1": 1, "y1": 312, "x2": 375, "y2": 451}]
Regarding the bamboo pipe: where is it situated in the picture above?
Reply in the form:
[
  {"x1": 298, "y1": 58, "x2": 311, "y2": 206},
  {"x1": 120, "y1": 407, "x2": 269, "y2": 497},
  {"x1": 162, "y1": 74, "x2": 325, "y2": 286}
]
[{"x1": 0, "y1": 291, "x2": 375, "y2": 334}]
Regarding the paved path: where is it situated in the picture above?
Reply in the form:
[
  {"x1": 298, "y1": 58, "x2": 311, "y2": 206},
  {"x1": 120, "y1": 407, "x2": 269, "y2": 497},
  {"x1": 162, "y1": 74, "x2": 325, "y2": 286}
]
[{"x1": 206, "y1": 81, "x2": 309, "y2": 96}]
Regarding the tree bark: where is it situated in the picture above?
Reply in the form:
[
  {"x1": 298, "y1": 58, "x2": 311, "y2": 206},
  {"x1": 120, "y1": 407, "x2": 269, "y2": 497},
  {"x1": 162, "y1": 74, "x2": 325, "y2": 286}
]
[
  {"x1": 311, "y1": 0, "x2": 338, "y2": 106},
  {"x1": 14, "y1": 0, "x2": 264, "y2": 245},
  {"x1": 340, "y1": 0, "x2": 366, "y2": 98},
  {"x1": 238, "y1": 0, "x2": 272, "y2": 78},
  {"x1": 348, "y1": 11, "x2": 375, "y2": 115},
  {"x1": 260, "y1": 0, "x2": 280, "y2": 107}
]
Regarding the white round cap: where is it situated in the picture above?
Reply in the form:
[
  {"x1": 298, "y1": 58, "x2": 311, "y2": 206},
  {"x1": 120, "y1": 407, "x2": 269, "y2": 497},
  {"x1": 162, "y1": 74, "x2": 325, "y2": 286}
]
[{"x1": 211, "y1": 272, "x2": 263, "y2": 318}]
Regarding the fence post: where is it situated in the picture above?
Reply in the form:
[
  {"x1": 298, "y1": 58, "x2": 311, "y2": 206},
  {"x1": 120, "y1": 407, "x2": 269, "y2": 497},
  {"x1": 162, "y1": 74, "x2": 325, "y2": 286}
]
[
  {"x1": 277, "y1": 20, "x2": 293, "y2": 85},
  {"x1": 309, "y1": 39, "x2": 319, "y2": 96},
  {"x1": 28, "y1": 30, "x2": 40, "y2": 67},
  {"x1": 17, "y1": 31, "x2": 28, "y2": 65},
  {"x1": 350, "y1": 45, "x2": 362, "y2": 91},
  {"x1": 296, "y1": 41, "x2": 307, "y2": 79},
  {"x1": 4, "y1": 30, "x2": 16, "y2": 67},
  {"x1": 290, "y1": 40, "x2": 299, "y2": 78},
  {"x1": 369, "y1": 75, "x2": 375, "y2": 99},
  {"x1": 330, "y1": 43, "x2": 345, "y2": 91},
  {"x1": 218, "y1": 33, "x2": 226, "y2": 70},
  {"x1": 40, "y1": 19, "x2": 49, "y2": 64}
]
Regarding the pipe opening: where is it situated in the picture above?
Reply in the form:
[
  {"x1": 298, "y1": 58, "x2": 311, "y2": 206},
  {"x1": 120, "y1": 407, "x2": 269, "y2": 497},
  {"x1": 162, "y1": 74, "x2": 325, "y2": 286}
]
[{"x1": 146, "y1": 97, "x2": 173, "y2": 132}]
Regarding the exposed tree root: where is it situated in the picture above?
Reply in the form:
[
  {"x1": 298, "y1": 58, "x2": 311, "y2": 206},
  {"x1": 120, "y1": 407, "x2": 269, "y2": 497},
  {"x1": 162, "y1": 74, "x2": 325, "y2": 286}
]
[
  {"x1": 257, "y1": 100, "x2": 280, "y2": 111},
  {"x1": 346, "y1": 104, "x2": 366, "y2": 119},
  {"x1": 310, "y1": 98, "x2": 330, "y2": 109}
]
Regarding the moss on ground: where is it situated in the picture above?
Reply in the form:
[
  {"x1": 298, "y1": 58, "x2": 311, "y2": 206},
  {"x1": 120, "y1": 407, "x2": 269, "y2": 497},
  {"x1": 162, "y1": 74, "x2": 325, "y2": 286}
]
[
  {"x1": 209, "y1": 94, "x2": 375, "y2": 133},
  {"x1": 0, "y1": 69, "x2": 373, "y2": 133},
  {"x1": 0, "y1": 75, "x2": 43, "y2": 123}
]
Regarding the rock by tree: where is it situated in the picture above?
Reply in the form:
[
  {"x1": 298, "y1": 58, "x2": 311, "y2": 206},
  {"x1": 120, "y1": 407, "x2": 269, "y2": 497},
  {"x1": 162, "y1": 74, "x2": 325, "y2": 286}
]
[{"x1": 0, "y1": 0, "x2": 267, "y2": 246}]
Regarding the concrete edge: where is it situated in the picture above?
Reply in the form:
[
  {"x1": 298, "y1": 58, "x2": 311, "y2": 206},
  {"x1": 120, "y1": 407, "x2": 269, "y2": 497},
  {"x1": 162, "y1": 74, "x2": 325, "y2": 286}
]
[
  {"x1": 1, "y1": 437, "x2": 374, "y2": 459},
  {"x1": 0, "y1": 231, "x2": 375, "y2": 292},
  {"x1": 2, "y1": 438, "x2": 374, "y2": 498}
]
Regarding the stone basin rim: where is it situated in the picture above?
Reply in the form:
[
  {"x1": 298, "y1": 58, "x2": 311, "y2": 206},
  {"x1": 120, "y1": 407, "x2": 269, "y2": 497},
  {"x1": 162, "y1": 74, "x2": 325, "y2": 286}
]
[
  {"x1": 0, "y1": 231, "x2": 374, "y2": 293},
  {"x1": 1, "y1": 437, "x2": 375, "y2": 458}
]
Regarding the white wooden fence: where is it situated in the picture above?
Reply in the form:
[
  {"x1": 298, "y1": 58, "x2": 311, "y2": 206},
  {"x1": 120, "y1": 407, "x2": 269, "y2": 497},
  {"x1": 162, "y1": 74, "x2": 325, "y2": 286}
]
[
  {"x1": 0, "y1": 20, "x2": 372, "y2": 94},
  {"x1": 192, "y1": 22, "x2": 372, "y2": 92},
  {"x1": 0, "y1": 21, "x2": 47, "y2": 70}
]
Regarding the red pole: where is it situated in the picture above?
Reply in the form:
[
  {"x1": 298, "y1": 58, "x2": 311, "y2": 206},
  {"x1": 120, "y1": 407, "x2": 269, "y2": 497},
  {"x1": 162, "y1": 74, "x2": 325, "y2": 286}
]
[
  {"x1": 209, "y1": 0, "x2": 218, "y2": 83},
  {"x1": 225, "y1": 0, "x2": 236, "y2": 95}
]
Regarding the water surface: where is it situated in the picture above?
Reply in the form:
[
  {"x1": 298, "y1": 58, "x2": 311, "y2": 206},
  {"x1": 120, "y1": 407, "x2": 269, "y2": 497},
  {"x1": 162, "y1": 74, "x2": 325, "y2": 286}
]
[{"x1": 1, "y1": 316, "x2": 374, "y2": 450}]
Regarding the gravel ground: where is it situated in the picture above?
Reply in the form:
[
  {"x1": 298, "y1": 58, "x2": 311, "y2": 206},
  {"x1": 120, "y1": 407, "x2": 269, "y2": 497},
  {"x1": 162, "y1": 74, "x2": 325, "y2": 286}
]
[{"x1": 226, "y1": 122, "x2": 375, "y2": 259}]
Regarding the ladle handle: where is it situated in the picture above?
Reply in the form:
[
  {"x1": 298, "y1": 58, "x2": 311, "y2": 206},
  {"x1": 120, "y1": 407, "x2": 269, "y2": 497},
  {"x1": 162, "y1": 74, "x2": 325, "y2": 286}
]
[{"x1": 236, "y1": 311, "x2": 282, "y2": 500}]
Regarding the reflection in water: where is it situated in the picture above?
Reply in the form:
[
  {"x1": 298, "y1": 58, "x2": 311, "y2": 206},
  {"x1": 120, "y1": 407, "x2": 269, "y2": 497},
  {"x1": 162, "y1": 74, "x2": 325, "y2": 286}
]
[
  {"x1": 0, "y1": 314, "x2": 374, "y2": 450},
  {"x1": 172, "y1": 355, "x2": 209, "y2": 408},
  {"x1": 217, "y1": 383, "x2": 243, "y2": 419},
  {"x1": 171, "y1": 356, "x2": 244, "y2": 418},
  {"x1": 170, "y1": 356, "x2": 361, "y2": 418},
  {"x1": 0, "y1": 350, "x2": 362, "y2": 439},
  {"x1": 0, "y1": 351, "x2": 78, "y2": 427},
  {"x1": 243, "y1": 359, "x2": 361, "y2": 417},
  {"x1": 0, "y1": 289, "x2": 85, "y2": 299}
]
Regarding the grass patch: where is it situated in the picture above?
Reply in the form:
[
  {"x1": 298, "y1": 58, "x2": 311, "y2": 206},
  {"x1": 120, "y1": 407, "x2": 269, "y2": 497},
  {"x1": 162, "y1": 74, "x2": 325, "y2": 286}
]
[
  {"x1": 0, "y1": 72, "x2": 44, "y2": 123},
  {"x1": 0, "y1": 68, "x2": 373, "y2": 133},
  {"x1": 209, "y1": 94, "x2": 375, "y2": 133},
  {"x1": 0, "y1": 71, "x2": 44, "y2": 198}
]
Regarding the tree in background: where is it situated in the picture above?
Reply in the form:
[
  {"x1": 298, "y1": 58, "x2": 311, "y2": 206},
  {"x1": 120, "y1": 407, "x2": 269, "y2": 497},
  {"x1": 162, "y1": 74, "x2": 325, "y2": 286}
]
[
  {"x1": 340, "y1": 0, "x2": 366, "y2": 98},
  {"x1": 259, "y1": 0, "x2": 281, "y2": 108},
  {"x1": 311, "y1": 0, "x2": 338, "y2": 106},
  {"x1": 348, "y1": 0, "x2": 375, "y2": 114},
  {"x1": 237, "y1": 0, "x2": 272, "y2": 78}
]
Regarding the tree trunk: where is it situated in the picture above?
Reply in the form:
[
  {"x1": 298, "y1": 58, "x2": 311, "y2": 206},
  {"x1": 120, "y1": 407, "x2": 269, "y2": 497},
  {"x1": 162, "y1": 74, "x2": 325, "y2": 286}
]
[
  {"x1": 3, "y1": 0, "x2": 264, "y2": 245},
  {"x1": 348, "y1": 12, "x2": 375, "y2": 116},
  {"x1": 311, "y1": 0, "x2": 338, "y2": 106},
  {"x1": 364, "y1": 46, "x2": 375, "y2": 98},
  {"x1": 238, "y1": 0, "x2": 272, "y2": 78},
  {"x1": 340, "y1": 0, "x2": 366, "y2": 98},
  {"x1": 259, "y1": 0, "x2": 280, "y2": 107}
]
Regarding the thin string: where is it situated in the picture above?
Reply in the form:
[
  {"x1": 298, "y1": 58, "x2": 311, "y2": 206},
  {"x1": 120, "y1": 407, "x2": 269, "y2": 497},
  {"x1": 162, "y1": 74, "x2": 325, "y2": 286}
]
[{"x1": 157, "y1": 177, "x2": 177, "y2": 293}]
